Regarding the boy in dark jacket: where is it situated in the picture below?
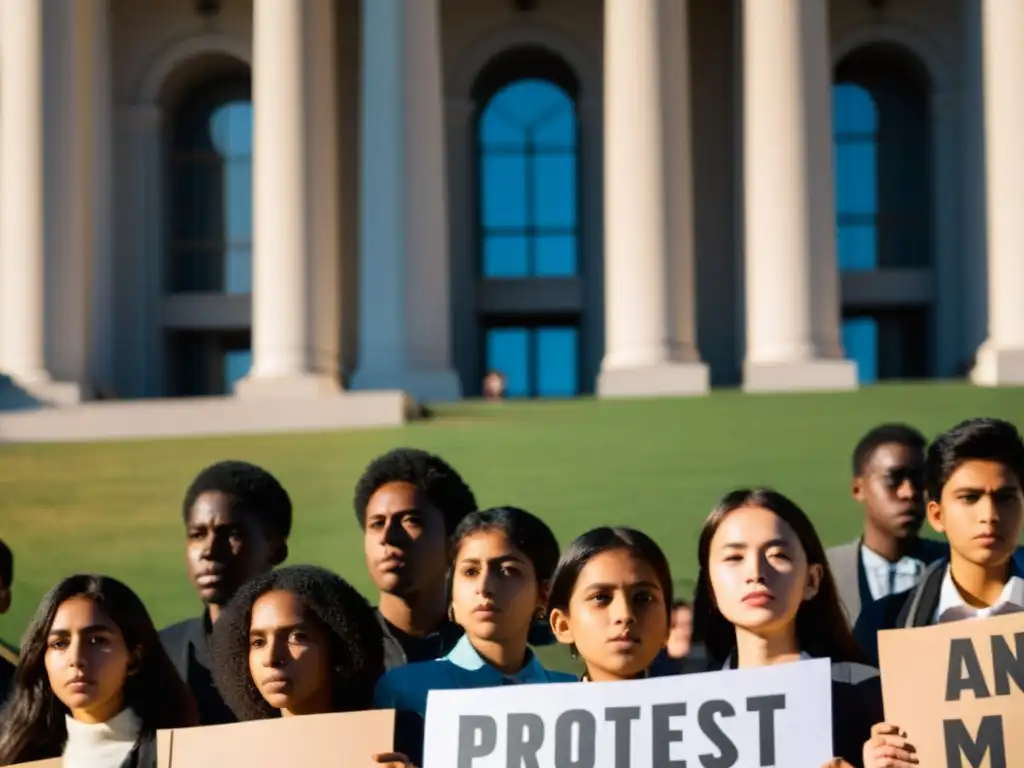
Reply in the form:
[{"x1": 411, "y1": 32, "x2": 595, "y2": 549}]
[{"x1": 855, "y1": 417, "x2": 1024, "y2": 664}]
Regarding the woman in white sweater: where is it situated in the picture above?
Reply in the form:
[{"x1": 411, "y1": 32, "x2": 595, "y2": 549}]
[{"x1": 0, "y1": 575, "x2": 197, "y2": 767}]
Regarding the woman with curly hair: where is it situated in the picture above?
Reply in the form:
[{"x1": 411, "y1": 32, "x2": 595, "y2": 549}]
[
  {"x1": 209, "y1": 565, "x2": 384, "y2": 720},
  {"x1": 0, "y1": 574, "x2": 197, "y2": 767}
]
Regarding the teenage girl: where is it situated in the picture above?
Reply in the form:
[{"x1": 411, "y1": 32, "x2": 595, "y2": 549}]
[
  {"x1": 0, "y1": 574, "x2": 197, "y2": 767},
  {"x1": 692, "y1": 488, "x2": 888, "y2": 768},
  {"x1": 547, "y1": 527, "x2": 673, "y2": 682},
  {"x1": 209, "y1": 564, "x2": 384, "y2": 720},
  {"x1": 372, "y1": 506, "x2": 575, "y2": 767}
]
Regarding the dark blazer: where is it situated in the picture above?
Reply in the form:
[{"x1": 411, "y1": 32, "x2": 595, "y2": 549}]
[
  {"x1": 826, "y1": 537, "x2": 947, "y2": 626},
  {"x1": 855, "y1": 550, "x2": 1024, "y2": 666},
  {"x1": 854, "y1": 557, "x2": 949, "y2": 666},
  {"x1": 159, "y1": 615, "x2": 236, "y2": 725},
  {"x1": 121, "y1": 731, "x2": 157, "y2": 768},
  {"x1": 376, "y1": 610, "x2": 463, "y2": 671}
]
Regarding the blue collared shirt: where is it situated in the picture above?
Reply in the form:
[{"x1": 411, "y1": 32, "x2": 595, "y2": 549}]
[{"x1": 373, "y1": 634, "x2": 576, "y2": 716}]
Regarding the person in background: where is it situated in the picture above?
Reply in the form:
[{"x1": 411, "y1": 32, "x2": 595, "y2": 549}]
[
  {"x1": 209, "y1": 565, "x2": 384, "y2": 720},
  {"x1": 855, "y1": 417, "x2": 1024, "y2": 664},
  {"x1": 160, "y1": 460, "x2": 291, "y2": 725},
  {"x1": 354, "y1": 448, "x2": 477, "y2": 670},
  {"x1": 0, "y1": 539, "x2": 14, "y2": 706},
  {"x1": 0, "y1": 574, "x2": 196, "y2": 767},
  {"x1": 482, "y1": 370, "x2": 507, "y2": 401},
  {"x1": 649, "y1": 596, "x2": 710, "y2": 676},
  {"x1": 666, "y1": 599, "x2": 693, "y2": 659},
  {"x1": 548, "y1": 527, "x2": 673, "y2": 683},
  {"x1": 827, "y1": 423, "x2": 946, "y2": 626},
  {"x1": 693, "y1": 488, "x2": 882, "y2": 768}
]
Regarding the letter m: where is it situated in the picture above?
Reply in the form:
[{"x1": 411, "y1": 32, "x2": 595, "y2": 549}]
[{"x1": 943, "y1": 716, "x2": 1006, "y2": 768}]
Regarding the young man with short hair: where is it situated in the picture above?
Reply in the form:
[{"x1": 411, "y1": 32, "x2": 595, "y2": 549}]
[
  {"x1": 354, "y1": 447, "x2": 477, "y2": 669},
  {"x1": 827, "y1": 423, "x2": 947, "y2": 625},
  {"x1": 161, "y1": 460, "x2": 292, "y2": 724},
  {"x1": 855, "y1": 417, "x2": 1024, "y2": 663}
]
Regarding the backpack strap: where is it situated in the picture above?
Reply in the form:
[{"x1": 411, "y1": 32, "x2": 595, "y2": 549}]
[{"x1": 898, "y1": 557, "x2": 947, "y2": 628}]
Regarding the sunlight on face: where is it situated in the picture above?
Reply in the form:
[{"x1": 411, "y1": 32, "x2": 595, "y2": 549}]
[
  {"x1": 248, "y1": 590, "x2": 333, "y2": 717},
  {"x1": 929, "y1": 460, "x2": 1024, "y2": 569},
  {"x1": 552, "y1": 549, "x2": 668, "y2": 682},
  {"x1": 44, "y1": 596, "x2": 133, "y2": 724},
  {"x1": 707, "y1": 506, "x2": 817, "y2": 640},
  {"x1": 451, "y1": 529, "x2": 540, "y2": 645}
]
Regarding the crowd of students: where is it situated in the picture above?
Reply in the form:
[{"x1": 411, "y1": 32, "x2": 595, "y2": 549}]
[{"x1": 0, "y1": 415, "x2": 1021, "y2": 768}]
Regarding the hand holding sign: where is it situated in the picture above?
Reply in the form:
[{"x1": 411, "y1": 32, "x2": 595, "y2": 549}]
[{"x1": 861, "y1": 723, "x2": 919, "y2": 768}]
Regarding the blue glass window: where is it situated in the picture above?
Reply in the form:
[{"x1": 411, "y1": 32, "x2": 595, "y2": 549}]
[
  {"x1": 833, "y1": 46, "x2": 932, "y2": 272},
  {"x1": 485, "y1": 325, "x2": 580, "y2": 398},
  {"x1": 169, "y1": 77, "x2": 253, "y2": 294},
  {"x1": 833, "y1": 83, "x2": 879, "y2": 272},
  {"x1": 223, "y1": 348, "x2": 252, "y2": 393},
  {"x1": 842, "y1": 317, "x2": 878, "y2": 384},
  {"x1": 478, "y1": 79, "x2": 578, "y2": 278}
]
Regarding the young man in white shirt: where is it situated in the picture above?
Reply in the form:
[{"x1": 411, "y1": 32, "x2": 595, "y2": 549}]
[{"x1": 854, "y1": 417, "x2": 1024, "y2": 664}]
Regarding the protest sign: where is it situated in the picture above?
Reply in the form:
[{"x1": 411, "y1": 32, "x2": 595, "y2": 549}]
[
  {"x1": 423, "y1": 657, "x2": 833, "y2": 767},
  {"x1": 155, "y1": 709, "x2": 395, "y2": 767},
  {"x1": 878, "y1": 611, "x2": 1024, "y2": 768}
]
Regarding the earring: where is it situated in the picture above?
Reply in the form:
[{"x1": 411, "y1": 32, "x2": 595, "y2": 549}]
[
  {"x1": 534, "y1": 607, "x2": 546, "y2": 622},
  {"x1": 448, "y1": 604, "x2": 455, "y2": 622}
]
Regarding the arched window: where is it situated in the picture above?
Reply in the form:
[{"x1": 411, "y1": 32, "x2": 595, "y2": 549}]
[
  {"x1": 834, "y1": 45, "x2": 931, "y2": 271},
  {"x1": 168, "y1": 75, "x2": 252, "y2": 294},
  {"x1": 833, "y1": 43, "x2": 932, "y2": 383},
  {"x1": 478, "y1": 80, "x2": 577, "y2": 278},
  {"x1": 472, "y1": 47, "x2": 584, "y2": 398}
]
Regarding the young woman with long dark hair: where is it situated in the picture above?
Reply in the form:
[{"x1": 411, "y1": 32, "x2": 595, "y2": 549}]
[
  {"x1": 692, "y1": 488, "x2": 885, "y2": 768},
  {"x1": 0, "y1": 574, "x2": 197, "y2": 767},
  {"x1": 209, "y1": 565, "x2": 384, "y2": 721}
]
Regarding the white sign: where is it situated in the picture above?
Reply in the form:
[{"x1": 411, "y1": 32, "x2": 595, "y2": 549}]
[{"x1": 423, "y1": 658, "x2": 833, "y2": 768}]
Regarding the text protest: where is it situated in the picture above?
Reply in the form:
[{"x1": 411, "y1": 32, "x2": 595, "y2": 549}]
[
  {"x1": 423, "y1": 658, "x2": 833, "y2": 767},
  {"x1": 879, "y1": 611, "x2": 1024, "y2": 768}
]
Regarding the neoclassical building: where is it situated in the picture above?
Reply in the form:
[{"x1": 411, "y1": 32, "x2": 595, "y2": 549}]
[{"x1": 0, "y1": 0, "x2": 1022, "y2": 419}]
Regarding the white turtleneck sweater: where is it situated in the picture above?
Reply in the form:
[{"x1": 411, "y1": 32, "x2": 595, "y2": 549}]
[{"x1": 63, "y1": 708, "x2": 141, "y2": 768}]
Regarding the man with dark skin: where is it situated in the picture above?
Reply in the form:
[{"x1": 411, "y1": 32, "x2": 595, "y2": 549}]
[
  {"x1": 160, "y1": 460, "x2": 291, "y2": 724},
  {"x1": 827, "y1": 424, "x2": 946, "y2": 625},
  {"x1": 354, "y1": 448, "x2": 478, "y2": 669}
]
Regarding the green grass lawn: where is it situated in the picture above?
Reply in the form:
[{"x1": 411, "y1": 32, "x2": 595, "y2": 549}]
[{"x1": 2, "y1": 382, "x2": 1023, "y2": 669}]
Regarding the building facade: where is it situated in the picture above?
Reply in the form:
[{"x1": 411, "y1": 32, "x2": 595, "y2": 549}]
[{"x1": 0, "y1": 0, "x2": 1022, "y2": 409}]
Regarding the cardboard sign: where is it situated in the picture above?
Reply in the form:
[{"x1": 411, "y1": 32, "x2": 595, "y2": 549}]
[
  {"x1": 879, "y1": 611, "x2": 1024, "y2": 768},
  {"x1": 423, "y1": 658, "x2": 833, "y2": 767},
  {"x1": 8, "y1": 761, "x2": 60, "y2": 767},
  {"x1": 156, "y1": 709, "x2": 396, "y2": 767}
]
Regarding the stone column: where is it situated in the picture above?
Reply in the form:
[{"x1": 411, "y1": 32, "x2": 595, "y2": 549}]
[
  {"x1": 113, "y1": 105, "x2": 164, "y2": 398},
  {"x1": 740, "y1": 0, "x2": 856, "y2": 392},
  {"x1": 0, "y1": 0, "x2": 85, "y2": 407},
  {"x1": 236, "y1": 0, "x2": 341, "y2": 397},
  {"x1": 350, "y1": 0, "x2": 461, "y2": 403},
  {"x1": 971, "y1": 0, "x2": 1024, "y2": 385},
  {"x1": 49, "y1": 0, "x2": 113, "y2": 395},
  {"x1": 597, "y1": 0, "x2": 709, "y2": 398}
]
